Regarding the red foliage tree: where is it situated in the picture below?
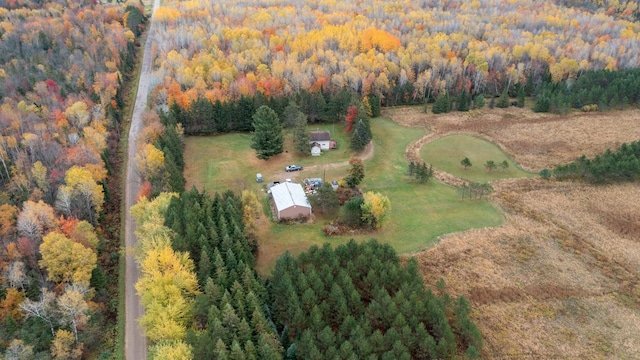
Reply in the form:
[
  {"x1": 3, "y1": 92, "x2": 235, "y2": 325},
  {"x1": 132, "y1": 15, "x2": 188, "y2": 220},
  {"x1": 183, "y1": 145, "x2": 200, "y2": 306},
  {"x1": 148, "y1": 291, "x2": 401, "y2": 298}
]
[
  {"x1": 345, "y1": 105, "x2": 358, "y2": 132},
  {"x1": 137, "y1": 181, "x2": 153, "y2": 201}
]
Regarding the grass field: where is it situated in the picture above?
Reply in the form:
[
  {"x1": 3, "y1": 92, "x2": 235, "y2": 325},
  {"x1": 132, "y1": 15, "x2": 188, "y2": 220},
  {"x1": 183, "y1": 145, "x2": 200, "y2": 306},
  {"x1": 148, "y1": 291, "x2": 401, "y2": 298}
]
[
  {"x1": 420, "y1": 134, "x2": 535, "y2": 182},
  {"x1": 378, "y1": 106, "x2": 640, "y2": 359},
  {"x1": 185, "y1": 117, "x2": 505, "y2": 275},
  {"x1": 184, "y1": 123, "x2": 352, "y2": 194}
]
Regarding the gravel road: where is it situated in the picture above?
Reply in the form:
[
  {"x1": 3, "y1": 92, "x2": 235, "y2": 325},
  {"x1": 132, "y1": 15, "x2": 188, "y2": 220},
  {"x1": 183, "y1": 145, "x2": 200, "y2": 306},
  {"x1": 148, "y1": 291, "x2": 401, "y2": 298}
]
[{"x1": 125, "y1": 0, "x2": 159, "y2": 358}]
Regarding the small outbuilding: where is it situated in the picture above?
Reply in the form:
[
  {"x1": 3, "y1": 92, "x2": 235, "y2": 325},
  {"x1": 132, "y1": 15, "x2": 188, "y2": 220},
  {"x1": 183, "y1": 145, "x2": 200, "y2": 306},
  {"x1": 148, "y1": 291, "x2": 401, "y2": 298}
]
[
  {"x1": 311, "y1": 143, "x2": 322, "y2": 156},
  {"x1": 270, "y1": 181, "x2": 312, "y2": 220},
  {"x1": 309, "y1": 131, "x2": 332, "y2": 151}
]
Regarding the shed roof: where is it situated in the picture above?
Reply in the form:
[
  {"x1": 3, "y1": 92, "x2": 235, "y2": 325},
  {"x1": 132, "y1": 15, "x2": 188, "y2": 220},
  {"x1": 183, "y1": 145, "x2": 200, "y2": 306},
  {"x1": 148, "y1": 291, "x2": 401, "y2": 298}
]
[
  {"x1": 271, "y1": 181, "x2": 311, "y2": 211},
  {"x1": 310, "y1": 130, "x2": 331, "y2": 141}
]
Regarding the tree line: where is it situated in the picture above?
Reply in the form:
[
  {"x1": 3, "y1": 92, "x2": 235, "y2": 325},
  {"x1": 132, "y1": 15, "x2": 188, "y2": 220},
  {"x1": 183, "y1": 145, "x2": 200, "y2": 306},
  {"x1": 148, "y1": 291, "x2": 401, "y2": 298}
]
[
  {"x1": 551, "y1": 140, "x2": 640, "y2": 183},
  {"x1": 166, "y1": 90, "x2": 380, "y2": 136},
  {"x1": 533, "y1": 68, "x2": 640, "y2": 114}
]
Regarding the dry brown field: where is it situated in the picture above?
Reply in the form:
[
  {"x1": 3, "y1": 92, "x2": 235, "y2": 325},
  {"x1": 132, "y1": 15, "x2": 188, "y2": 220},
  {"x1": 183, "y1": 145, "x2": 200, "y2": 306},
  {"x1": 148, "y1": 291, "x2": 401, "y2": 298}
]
[{"x1": 385, "y1": 106, "x2": 640, "y2": 359}]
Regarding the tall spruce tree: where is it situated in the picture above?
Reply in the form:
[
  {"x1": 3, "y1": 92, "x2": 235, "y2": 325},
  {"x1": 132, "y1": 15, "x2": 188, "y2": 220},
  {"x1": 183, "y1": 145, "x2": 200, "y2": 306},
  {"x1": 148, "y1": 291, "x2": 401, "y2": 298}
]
[
  {"x1": 292, "y1": 112, "x2": 310, "y2": 155},
  {"x1": 517, "y1": 85, "x2": 525, "y2": 108},
  {"x1": 432, "y1": 93, "x2": 452, "y2": 114},
  {"x1": 350, "y1": 119, "x2": 372, "y2": 152},
  {"x1": 251, "y1": 105, "x2": 283, "y2": 160},
  {"x1": 457, "y1": 88, "x2": 469, "y2": 112}
]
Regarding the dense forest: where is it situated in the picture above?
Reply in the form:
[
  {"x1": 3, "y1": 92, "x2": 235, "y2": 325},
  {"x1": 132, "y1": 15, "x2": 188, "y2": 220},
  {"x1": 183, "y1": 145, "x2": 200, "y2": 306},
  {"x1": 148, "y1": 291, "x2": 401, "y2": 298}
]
[
  {"x1": 146, "y1": 0, "x2": 640, "y2": 111},
  {"x1": 0, "y1": 0, "x2": 144, "y2": 358},
  {"x1": 268, "y1": 241, "x2": 482, "y2": 359}
]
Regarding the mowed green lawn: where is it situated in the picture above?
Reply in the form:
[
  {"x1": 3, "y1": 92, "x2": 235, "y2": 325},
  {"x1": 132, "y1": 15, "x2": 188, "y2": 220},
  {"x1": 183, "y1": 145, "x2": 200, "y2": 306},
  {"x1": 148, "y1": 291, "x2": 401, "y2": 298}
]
[
  {"x1": 184, "y1": 119, "x2": 504, "y2": 275},
  {"x1": 183, "y1": 123, "x2": 352, "y2": 194},
  {"x1": 420, "y1": 134, "x2": 535, "y2": 182}
]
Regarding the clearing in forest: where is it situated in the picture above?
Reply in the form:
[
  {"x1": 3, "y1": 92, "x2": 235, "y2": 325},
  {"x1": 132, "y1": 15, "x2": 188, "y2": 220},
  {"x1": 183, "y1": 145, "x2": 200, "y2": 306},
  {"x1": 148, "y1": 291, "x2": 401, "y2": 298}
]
[{"x1": 184, "y1": 117, "x2": 504, "y2": 275}]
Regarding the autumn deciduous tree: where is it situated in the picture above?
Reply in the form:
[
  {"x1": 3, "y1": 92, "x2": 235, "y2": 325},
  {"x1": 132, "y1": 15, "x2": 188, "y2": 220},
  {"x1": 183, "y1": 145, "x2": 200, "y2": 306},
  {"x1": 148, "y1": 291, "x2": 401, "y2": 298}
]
[
  {"x1": 0, "y1": 203, "x2": 18, "y2": 239},
  {"x1": 63, "y1": 166, "x2": 105, "y2": 224},
  {"x1": 360, "y1": 191, "x2": 391, "y2": 229},
  {"x1": 19, "y1": 288, "x2": 57, "y2": 336},
  {"x1": 51, "y1": 329, "x2": 82, "y2": 359},
  {"x1": 137, "y1": 181, "x2": 153, "y2": 201},
  {"x1": 39, "y1": 232, "x2": 97, "y2": 285},
  {"x1": 17, "y1": 200, "x2": 57, "y2": 241},
  {"x1": 149, "y1": 341, "x2": 193, "y2": 360},
  {"x1": 0, "y1": 287, "x2": 24, "y2": 323},
  {"x1": 344, "y1": 105, "x2": 358, "y2": 132},
  {"x1": 65, "y1": 101, "x2": 91, "y2": 130},
  {"x1": 345, "y1": 158, "x2": 365, "y2": 187},
  {"x1": 251, "y1": 105, "x2": 283, "y2": 160},
  {"x1": 241, "y1": 190, "x2": 260, "y2": 252},
  {"x1": 57, "y1": 283, "x2": 90, "y2": 342},
  {"x1": 4, "y1": 339, "x2": 34, "y2": 360},
  {"x1": 136, "y1": 246, "x2": 199, "y2": 343},
  {"x1": 136, "y1": 144, "x2": 167, "y2": 191},
  {"x1": 31, "y1": 161, "x2": 50, "y2": 199}
]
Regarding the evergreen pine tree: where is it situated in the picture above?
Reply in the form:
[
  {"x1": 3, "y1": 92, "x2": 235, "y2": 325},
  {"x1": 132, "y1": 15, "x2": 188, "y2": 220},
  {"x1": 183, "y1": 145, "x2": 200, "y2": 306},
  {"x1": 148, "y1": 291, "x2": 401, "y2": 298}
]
[
  {"x1": 432, "y1": 93, "x2": 452, "y2": 114},
  {"x1": 292, "y1": 112, "x2": 310, "y2": 155},
  {"x1": 350, "y1": 119, "x2": 372, "y2": 152},
  {"x1": 251, "y1": 105, "x2": 283, "y2": 160},
  {"x1": 368, "y1": 94, "x2": 381, "y2": 117},
  {"x1": 517, "y1": 85, "x2": 525, "y2": 107},
  {"x1": 408, "y1": 161, "x2": 416, "y2": 176},
  {"x1": 473, "y1": 94, "x2": 485, "y2": 109},
  {"x1": 496, "y1": 89, "x2": 510, "y2": 108},
  {"x1": 457, "y1": 88, "x2": 469, "y2": 112}
]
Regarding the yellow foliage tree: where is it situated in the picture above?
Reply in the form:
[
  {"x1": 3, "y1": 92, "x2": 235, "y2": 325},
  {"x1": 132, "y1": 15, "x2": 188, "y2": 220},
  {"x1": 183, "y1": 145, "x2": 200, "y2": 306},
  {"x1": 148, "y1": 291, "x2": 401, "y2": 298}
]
[
  {"x1": 64, "y1": 101, "x2": 90, "y2": 129},
  {"x1": 51, "y1": 329, "x2": 82, "y2": 359},
  {"x1": 136, "y1": 246, "x2": 199, "y2": 343},
  {"x1": 39, "y1": 232, "x2": 97, "y2": 285},
  {"x1": 57, "y1": 284, "x2": 91, "y2": 342},
  {"x1": 361, "y1": 191, "x2": 391, "y2": 229},
  {"x1": 31, "y1": 161, "x2": 49, "y2": 194},
  {"x1": 64, "y1": 166, "x2": 104, "y2": 223},
  {"x1": 130, "y1": 193, "x2": 178, "y2": 259},
  {"x1": 150, "y1": 341, "x2": 193, "y2": 360},
  {"x1": 136, "y1": 143, "x2": 167, "y2": 189}
]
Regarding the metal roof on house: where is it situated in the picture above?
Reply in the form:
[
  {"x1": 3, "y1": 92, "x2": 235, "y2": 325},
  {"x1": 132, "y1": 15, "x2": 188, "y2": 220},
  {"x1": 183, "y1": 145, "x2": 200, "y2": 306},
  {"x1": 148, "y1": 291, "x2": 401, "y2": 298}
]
[
  {"x1": 310, "y1": 130, "x2": 331, "y2": 141},
  {"x1": 271, "y1": 181, "x2": 311, "y2": 211}
]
